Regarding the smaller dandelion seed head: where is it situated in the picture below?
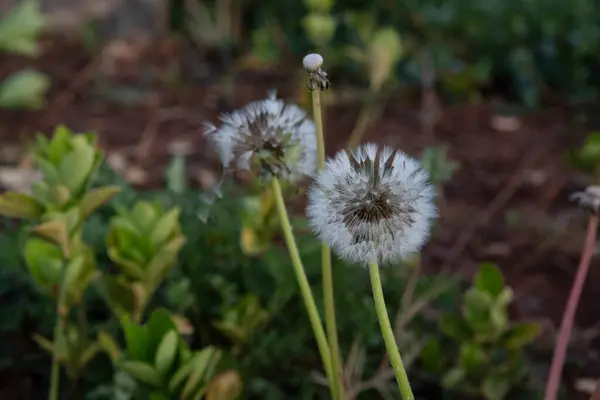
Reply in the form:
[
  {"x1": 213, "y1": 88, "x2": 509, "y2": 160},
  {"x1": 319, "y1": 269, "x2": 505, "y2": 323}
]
[
  {"x1": 307, "y1": 143, "x2": 437, "y2": 265},
  {"x1": 303, "y1": 53, "x2": 324, "y2": 72},
  {"x1": 205, "y1": 91, "x2": 317, "y2": 183}
]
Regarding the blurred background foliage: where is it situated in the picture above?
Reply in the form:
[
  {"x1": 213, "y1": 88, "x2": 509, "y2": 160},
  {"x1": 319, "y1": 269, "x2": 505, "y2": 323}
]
[{"x1": 168, "y1": 0, "x2": 600, "y2": 107}]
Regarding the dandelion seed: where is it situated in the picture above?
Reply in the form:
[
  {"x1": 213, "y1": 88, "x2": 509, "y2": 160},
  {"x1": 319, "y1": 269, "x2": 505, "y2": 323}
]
[
  {"x1": 205, "y1": 91, "x2": 317, "y2": 183},
  {"x1": 307, "y1": 143, "x2": 437, "y2": 265}
]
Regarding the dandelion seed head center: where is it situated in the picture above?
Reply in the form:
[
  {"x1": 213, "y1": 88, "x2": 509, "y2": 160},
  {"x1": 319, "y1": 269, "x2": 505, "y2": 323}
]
[{"x1": 334, "y1": 177, "x2": 417, "y2": 235}]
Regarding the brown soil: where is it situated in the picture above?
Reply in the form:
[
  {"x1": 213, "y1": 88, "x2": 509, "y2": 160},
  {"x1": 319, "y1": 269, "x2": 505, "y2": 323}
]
[{"x1": 1, "y1": 35, "x2": 599, "y2": 399}]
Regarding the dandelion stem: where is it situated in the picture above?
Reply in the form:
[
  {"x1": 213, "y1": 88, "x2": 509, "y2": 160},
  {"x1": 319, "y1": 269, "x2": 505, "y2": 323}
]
[
  {"x1": 369, "y1": 261, "x2": 415, "y2": 400},
  {"x1": 312, "y1": 90, "x2": 326, "y2": 169},
  {"x1": 49, "y1": 263, "x2": 69, "y2": 400},
  {"x1": 271, "y1": 177, "x2": 335, "y2": 395},
  {"x1": 312, "y1": 88, "x2": 344, "y2": 400},
  {"x1": 545, "y1": 214, "x2": 598, "y2": 400}
]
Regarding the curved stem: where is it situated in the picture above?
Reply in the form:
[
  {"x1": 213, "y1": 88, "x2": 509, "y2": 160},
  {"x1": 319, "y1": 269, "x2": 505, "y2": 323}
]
[
  {"x1": 369, "y1": 261, "x2": 415, "y2": 400},
  {"x1": 545, "y1": 215, "x2": 598, "y2": 400},
  {"x1": 49, "y1": 263, "x2": 69, "y2": 400},
  {"x1": 312, "y1": 88, "x2": 344, "y2": 400},
  {"x1": 271, "y1": 177, "x2": 334, "y2": 395}
]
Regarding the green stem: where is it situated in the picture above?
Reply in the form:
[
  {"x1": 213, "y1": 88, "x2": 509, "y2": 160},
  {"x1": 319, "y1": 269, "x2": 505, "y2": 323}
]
[
  {"x1": 322, "y1": 243, "x2": 343, "y2": 399},
  {"x1": 271, "y1": 177, "x2": 334, "y2": 395},
  {"x1": 312, "y1": 89, "x2": 344, "y2": 400},
  {"x1": 312, "y1": 90, "x2": 326, "y2": 169},
  {"x1": 49, "y1": 263, "x2": 69, "y2": 400},
  {"x1": 369, "y1": 261, "x2": 415, "y2": 400}
]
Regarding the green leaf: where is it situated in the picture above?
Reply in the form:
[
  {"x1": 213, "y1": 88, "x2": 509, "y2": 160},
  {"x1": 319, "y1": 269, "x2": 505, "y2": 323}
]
[
  {"x1": 98, "y1": 331, "x2": 121, "y2": 364},
  {"x1": 438, "y1": 313, "x2": 471, "y2": 341},
  {"x1": 145, "y1": 309, "x2": 178, "y2": 357},
  {"x1": 168, "y1": 355, "x2": 197, "y2": 392},
  {"x1": 475, "y1": 262, "x2": 504, "y2": 297},
  {"x1": 442, "y1": 367, "x2": 466, "y2": 388},
  {"x1": 458, "y1": 342, "x2": 487, "y2": 371},
  {"x1": 150, "y1": 207, "x2": 181, "y2": 247},
  {"x1": 145, "y1": 245, "x2": 182, "y2": 287},
  {"x1": 131, "y1": 202, "x2": 159, "y2": 232},
  {"x1": 0, "y1": 69, "x2": 49, "y2": 109},
  {"x1": 45, "y1": 126, "x2": 72, "y2": 165},
  {"x1": 63, "y1": 250, "x2": 96, "y2": 305},
  {"x1": 501, "y1": 322, "x2": 541, "y2": 349},
  {"x1": 32, "y1": 333, "x2": 55, "y2": 355},
  {"x1": 121, "y1": 318, "x2": 149, "y2": 362},
  {"x1": 118, "y1": 361, "x2": 162, "y2": 388},
  {"x1": 106, "y1": 247, "x2": 146, "y2": 281},
  {"x1": 481, "y1": 375, "x2": 510, "y2": 400},
  {"x1": 0, "y1": 1, "x2": 45, "y2": 56},
  {"x1": 58, "y1": 142, "x2": 96, "y2": 195},
  {"x1": 489, "y1": 302, "x2": 509, "y2": 333},
  {"x1": 154, "y1": 330, "x2": 178, "y2": 377},
  {"x1": 31, "y1": 219, "x2": 70, "y2": 255},
  {"x1": 165, "y1": 155, "x2": 188, "y2": 194},
  {"x1": 181, "y1": 348, "x2": 221, "y2": 400},
  {"x1": 99, "y1": 275, "x2": 137, "y2": 319},
  {"x1": 23, "y1": 238, "x2": 63, "y2": 287},
  {"x1": 0, "y1": 191, "x2": 43, "y2": 220},
  {"x1": 78, "y1": 342, "x2": 102, "y2": 369},
  {"x1": 80, "y1": 185, "x2": 121, "y2": 218}
]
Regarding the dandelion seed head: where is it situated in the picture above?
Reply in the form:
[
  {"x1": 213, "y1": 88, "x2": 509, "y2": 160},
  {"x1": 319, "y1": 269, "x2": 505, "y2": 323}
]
[
  {"x1": 307, "y1": 143, "x2": 437, "y2": 265},
  {"x1": 205, "y1": 91, "x2": 317, "y2": 182}
]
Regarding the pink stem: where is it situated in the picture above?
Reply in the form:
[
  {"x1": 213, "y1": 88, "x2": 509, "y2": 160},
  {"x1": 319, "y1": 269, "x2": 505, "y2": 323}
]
[{"x1": 545, "y1": 215, "x2": 598, "y2": 400}]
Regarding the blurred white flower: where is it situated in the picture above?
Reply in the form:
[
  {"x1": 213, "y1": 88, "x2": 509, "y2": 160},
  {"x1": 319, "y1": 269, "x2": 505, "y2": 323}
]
[
  {"x1": 307, "y1": 143, "x2": 437, "y2": 265},
  {"x1": 205, "y1": 91, "x2": 317, "y2": 182}
]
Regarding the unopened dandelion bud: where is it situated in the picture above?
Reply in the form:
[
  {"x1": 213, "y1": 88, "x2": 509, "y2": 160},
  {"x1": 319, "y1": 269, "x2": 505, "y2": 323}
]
[
  {"x1": 303, "y1": 53, "x2": 324, "y2": 72},
  {"x1": 307, "y1": 143, "x2": 437, "y2": 265},
  {"x1": 303, "y1": 53, "x2": 330, "y2": 91}
]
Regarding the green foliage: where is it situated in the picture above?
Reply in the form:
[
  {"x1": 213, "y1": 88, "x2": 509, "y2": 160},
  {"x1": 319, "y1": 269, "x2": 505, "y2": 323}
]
[
  {"x1": 567, "y1": 131, "x2": 600, "y2": 178},
  {"x1": 0, "y1": 128, "x2": 235, "y2": 399},
  {"x1": 0, "y1": 0, "x2": 45, "y2": 56},
  {"x1": 173, "y1": 0, "x2": 600, "y2": 105},
  {"x1": 103, "y1": 200, "x2": 186, "y2": 320},
  {"x1": 0, "y1": 69, "x2": 50, "y2": 109},
  {"x1": 0, "y1": 1, "x2": 49, "y2": 109},
  {"x1": 118, "y1": 309, "x2": 241, "y2": 400},
  {"x1": 420, "y1": 263, "x2": 541, "y2": 400},
  {"x1": 0, "y1": 129, "x2": 544, "y2": 399}
]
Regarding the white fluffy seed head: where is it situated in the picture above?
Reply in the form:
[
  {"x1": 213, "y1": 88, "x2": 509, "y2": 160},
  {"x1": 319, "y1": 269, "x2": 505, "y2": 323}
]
[
  {"x1": 205, "y1": 91, "x2": 317, "y2": 182},
  {"x1": 307, "y1": 143, "x2": 437, "y2": 265},
  {"x1": 303, "y1": 53, "x2": 324, "y2": 72}
]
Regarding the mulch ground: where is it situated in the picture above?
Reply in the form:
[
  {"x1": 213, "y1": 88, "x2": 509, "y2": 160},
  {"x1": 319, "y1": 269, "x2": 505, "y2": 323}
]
[{"x1": 1, "y1": 34, "x2": 599, "y2": 399}]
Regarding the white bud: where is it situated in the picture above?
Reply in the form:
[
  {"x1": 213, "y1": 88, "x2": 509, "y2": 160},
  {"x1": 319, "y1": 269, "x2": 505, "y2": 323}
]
[{"x1": 303, "y1": 53, "x2": 324, "y2": 72}]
